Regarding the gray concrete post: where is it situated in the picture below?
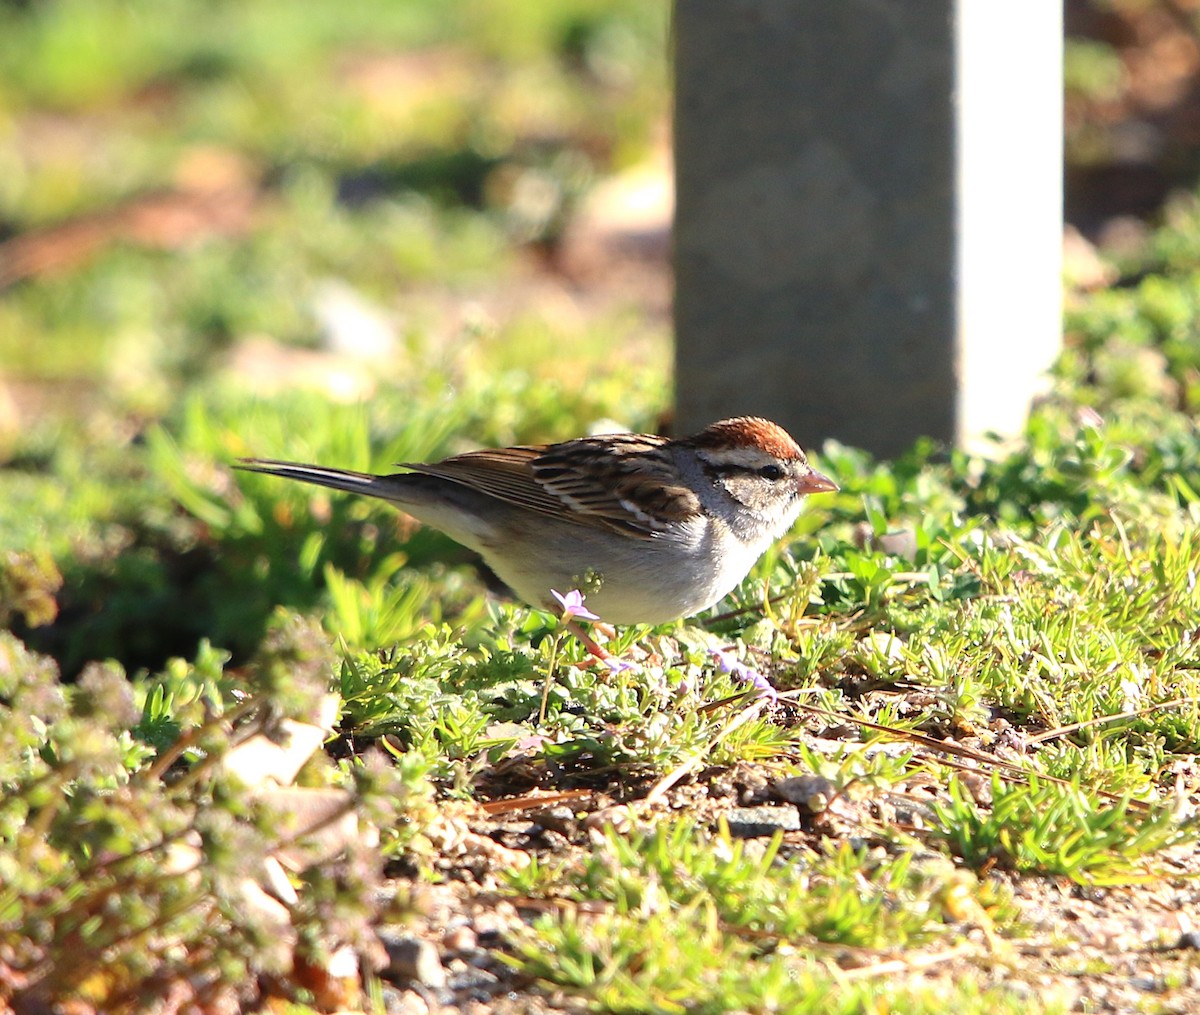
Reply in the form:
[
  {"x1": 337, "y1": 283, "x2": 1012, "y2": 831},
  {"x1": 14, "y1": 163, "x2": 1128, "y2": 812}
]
[{"x1": 673, "y1": 1, "x2": 1062, "y2": 458}]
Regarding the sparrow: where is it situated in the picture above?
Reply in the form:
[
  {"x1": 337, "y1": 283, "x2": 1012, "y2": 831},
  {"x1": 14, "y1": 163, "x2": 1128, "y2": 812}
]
[{"x1": 237, "y1": 416, "x2": 836, "y2": 625}]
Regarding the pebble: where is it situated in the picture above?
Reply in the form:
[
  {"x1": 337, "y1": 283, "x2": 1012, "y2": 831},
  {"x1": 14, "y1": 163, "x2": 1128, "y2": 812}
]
[
  {"x1": 379, "y1": 932, "x2": 447, "y2": 989},
  {"x1": 721, "y1": 805, "x2": 801, "y2": 837},
  {"x1": 447, "y1": 965, "x2": 502, "y2": 1000},
  {"x1": 584, "y1": 805, "x2": 634, "y2": 834},
  {"x1": 443, "y1": 925, "x2": 478, "y2": 952},
  {"x1": 775, "y1": 774, "x2": 837, "y2": 812},
  {"x1": 529, "y1": 804, "x2": 577, "y2": 835},
  {"x1": 381, "y1": 987, "x2": 430, "y2": 1015},
  {"x1": 1178, "y1": 931, "x2": 1200, "y2": 950}
]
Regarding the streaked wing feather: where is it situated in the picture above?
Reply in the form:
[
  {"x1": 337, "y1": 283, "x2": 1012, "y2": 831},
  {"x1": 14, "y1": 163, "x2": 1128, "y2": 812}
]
[
  {"x1": 534, "y1": 433, "x2": 701, "y2": 537},
  {"x1": 401, "y1": 446, "x2": 566, "y2": 515},
  {"x1": 403, "y1": 434, "x2": 703, "y2": 539}
]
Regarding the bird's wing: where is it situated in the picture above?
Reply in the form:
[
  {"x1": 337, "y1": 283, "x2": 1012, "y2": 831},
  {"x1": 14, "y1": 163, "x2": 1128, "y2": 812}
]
[
  {"x1": 403, "y1": 433, "x2": 702, "y2": 539},
  {"x1": 402, "y1": 446, "x2": 566, "y2": 517}
]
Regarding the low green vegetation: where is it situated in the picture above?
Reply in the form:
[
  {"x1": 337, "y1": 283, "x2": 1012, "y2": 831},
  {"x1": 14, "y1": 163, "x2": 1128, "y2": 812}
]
[{"x1": 3, "y1": 1, "x2": 1200, "y2": 1012}]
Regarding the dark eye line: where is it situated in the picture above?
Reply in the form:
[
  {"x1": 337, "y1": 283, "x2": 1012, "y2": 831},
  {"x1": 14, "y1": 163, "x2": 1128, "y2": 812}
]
[{"x1": 708, "y1": 462, "x2": 786, "y2": 480}]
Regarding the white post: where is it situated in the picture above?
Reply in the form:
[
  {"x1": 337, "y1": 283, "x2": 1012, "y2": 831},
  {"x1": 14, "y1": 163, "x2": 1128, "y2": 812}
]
[{"x1": 956, "y1": 2, "x2": 1063, "y2": 446}]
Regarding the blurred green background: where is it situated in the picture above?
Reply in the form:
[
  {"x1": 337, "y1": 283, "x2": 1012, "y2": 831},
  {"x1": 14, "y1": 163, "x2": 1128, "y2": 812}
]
[{"x1": 0, "y1": 0, "x2": 675, "y2": 676}]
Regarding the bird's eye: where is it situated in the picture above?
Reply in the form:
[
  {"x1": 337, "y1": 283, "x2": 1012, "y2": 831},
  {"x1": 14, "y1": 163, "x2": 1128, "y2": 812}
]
[{"x1": 758, "y1": 464, "x2": 784, "y2": 481}]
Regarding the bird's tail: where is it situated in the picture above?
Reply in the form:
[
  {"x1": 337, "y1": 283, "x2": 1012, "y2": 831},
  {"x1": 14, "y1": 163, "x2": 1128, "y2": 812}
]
[{"x1": 236, "y1": 458, "x2": 393, "y2": 498}]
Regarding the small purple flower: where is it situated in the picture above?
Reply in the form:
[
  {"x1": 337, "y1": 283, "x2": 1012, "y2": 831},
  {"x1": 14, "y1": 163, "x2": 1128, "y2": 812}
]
[
  {"x1": 602, "y1": 656, "x2": 639, "y2": 676},
  {"x1": 712, "y1": 649, "x2": 740, "y2": 675},
  {"x1": 740, "y1": 667, "x2": 779, "y2": 703},
  {"x1": 551, "y1": 588, "x2": 600, "y2": 622},
  {"x1": 711, "y1": 649, "x2": 778, "y2": 702}
]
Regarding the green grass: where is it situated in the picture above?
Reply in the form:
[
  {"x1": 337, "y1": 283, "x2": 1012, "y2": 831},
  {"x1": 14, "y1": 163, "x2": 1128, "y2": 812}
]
[
  {"x1": 502, "y1": 832, "x2": 1044, "y2": 1014},
  {"x1": 3, "y1": 1, "x2": 1200, "y2": 1011}
]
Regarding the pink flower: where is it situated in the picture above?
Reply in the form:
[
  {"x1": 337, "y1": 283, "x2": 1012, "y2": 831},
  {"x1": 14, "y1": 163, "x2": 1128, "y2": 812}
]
[{"x1": 551, "y1": 588, "x2": 600, "y2": 622}]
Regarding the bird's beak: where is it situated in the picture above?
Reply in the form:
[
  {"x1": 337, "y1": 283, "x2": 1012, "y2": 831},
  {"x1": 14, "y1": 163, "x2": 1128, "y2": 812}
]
[{"x1": 797, "y1": 468, "x2": 838, "y2": 495}]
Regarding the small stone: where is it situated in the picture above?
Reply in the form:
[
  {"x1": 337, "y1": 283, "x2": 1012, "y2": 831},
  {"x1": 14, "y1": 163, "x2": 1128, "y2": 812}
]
[
  {"x1": 382, "y1": 987, "x2": 430, "y2": 1015},
  {"x1": 584, "y1": 805, "x2": 633, "y2": 834},
  {"x1": 958, "y1": 769, "x2": 992, "y2": 805},
  {"x1": 775, "y1": 774, "x2": 837, "y2": 812},
  {"x1": 447, "y1": 965, "x2": 502, "y2": 999},
  {"x1": 529, "y1": 805, "x2": 577, "y2": 835},
  {"x1": 538, "y1": 829, "x2": 570, "y2": 851},
  {"x1": 459, "y1": 831, "x2": 532, "y2": 870},
  {"x1": 443, "y1": 925, "x2": 478, "y2": 952},
  {"x1": 379, "y1": 932, "x2": 447, "y2": 988},
  {"x1": 721, "y1": 805, "x2": 801, "y2": 837},
  {"x1": 471, "y1": 903, "x2": 518, "y2": 944}
]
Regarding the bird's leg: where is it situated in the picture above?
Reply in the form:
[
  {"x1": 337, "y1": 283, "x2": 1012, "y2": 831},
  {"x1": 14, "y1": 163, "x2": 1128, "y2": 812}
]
[
  {"x1": 540, "y1": 620, "x2": 610, "y2": 723},
  {"x1": 566, "y1": 620, "x2": 616, "y2": 660},
  {"x1": 540, "y1": 621, "x2": 624, "y2": 722}
]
